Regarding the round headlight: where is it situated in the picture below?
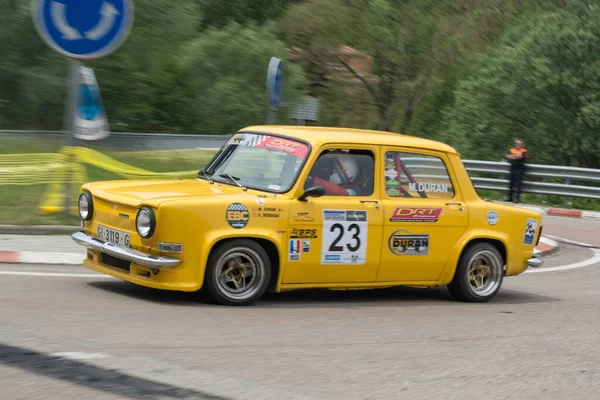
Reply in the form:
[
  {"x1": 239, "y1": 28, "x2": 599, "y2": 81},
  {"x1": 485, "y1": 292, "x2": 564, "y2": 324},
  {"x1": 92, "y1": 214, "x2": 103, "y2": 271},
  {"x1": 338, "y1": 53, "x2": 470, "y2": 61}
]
[
  {"x1": 136, "y1": 207, "x2": 156, "y2": 238},
  {"x1": 78, "y1": 192, "x2": 93, "y2": 221}
]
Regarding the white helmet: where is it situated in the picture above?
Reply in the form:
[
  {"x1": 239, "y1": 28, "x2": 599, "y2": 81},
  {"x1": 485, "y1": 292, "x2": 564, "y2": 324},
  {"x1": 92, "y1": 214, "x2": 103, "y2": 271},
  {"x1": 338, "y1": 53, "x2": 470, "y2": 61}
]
[{"x1": 328, "y1": 154, "x2": 359, "y2": 185}]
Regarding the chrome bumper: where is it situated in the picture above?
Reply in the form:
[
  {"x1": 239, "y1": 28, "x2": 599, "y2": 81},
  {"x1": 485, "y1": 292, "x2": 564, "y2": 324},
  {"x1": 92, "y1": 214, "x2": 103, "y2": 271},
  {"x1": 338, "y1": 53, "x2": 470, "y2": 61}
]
[
  {"x1": 72, "y1": 232, "x2": 181, "y2": 269},
  {"x1": 527, "y1": 257, "x2": 543, "y2": 268}
]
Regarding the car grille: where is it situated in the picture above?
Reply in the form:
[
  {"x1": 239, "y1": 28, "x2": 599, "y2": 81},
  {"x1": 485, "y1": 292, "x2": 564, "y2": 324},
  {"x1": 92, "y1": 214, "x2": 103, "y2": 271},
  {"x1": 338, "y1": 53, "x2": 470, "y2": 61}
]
[{"x1": 101, "y1": 253, "x2": 131, "y2": 272}]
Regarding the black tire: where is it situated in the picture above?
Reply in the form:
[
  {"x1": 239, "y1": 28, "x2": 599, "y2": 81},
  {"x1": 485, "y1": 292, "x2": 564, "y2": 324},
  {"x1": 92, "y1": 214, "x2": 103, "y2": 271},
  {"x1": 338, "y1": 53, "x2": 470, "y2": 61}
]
[
  {"x1": 204, "y1": 239, "x2": 271, "y2": 306},
  {"x1": 447, "y1": 243, "x2": 504, "y2": 303}
]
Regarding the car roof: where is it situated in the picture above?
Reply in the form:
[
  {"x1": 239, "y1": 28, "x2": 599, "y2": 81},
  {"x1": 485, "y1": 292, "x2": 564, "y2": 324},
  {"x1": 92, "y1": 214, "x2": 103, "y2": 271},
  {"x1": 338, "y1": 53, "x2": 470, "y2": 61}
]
[{"x1": 239, "y1": 125, "x2": 459, "y2": 155}]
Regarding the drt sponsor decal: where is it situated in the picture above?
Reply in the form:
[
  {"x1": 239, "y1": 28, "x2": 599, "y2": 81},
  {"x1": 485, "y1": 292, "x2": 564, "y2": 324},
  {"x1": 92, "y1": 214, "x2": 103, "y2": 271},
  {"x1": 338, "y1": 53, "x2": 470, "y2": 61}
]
[
  {"x1": 226, "y1": 203, "x2": 249, "y2": 229},
  {"x1": 390, "y1": 207, "x2": 442, "y2": 222},
  {"x1": 321, "y1": 210, "x2": 367, "y2": 264},
  {"x1": 523, "y1": 218, "x2": 538, "y2": 245},
  {"x1": 289, "y1": 239, "x2": 301, "y2": 261},
  {"x1": 388, "y1": 231, "x2": 429, "y2": 256}
]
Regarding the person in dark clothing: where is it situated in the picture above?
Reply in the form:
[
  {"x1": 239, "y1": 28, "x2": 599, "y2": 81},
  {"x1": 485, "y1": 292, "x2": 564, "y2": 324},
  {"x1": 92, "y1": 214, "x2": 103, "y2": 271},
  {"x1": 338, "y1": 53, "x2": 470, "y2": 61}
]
[{"x1": 505, "y1": 139, "x2": 528, "y2": 203}]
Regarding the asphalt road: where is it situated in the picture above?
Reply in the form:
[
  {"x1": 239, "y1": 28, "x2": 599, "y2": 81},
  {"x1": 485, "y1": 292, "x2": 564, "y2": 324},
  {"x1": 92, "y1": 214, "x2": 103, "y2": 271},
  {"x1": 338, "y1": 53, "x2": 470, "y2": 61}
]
[{"x1": 1, "y1": 215, "x2": 599, "y2": 400}]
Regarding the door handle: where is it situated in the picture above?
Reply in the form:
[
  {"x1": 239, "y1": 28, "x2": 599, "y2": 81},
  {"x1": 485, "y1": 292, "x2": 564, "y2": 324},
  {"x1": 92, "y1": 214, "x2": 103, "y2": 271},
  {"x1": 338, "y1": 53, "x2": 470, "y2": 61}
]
[
  {"x1": 360, "y1": 200, "x2": 380, "y2": 209},
  {"x1": 445, "y1": 202, "x2": 464, "y2": 211}
]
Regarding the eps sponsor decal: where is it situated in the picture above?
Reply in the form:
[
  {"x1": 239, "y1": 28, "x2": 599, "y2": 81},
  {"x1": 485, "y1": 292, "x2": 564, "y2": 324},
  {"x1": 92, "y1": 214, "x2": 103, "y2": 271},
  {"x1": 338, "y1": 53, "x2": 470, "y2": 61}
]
[
  {"x1": 290, "y1": 228, "x2": 318, "y2": 239},
  {"x1": 390, "y1": 207, "x2": 442, "y2": 222},
  {"x1": 321, "y1": 210, "x2": 367, "y2": 265},
  {"x1": 523, "y1": 218, "x2": 538, "y2": 245},
  {"x1": 226, "y1": 203, "x2": 249, "y2": 229},
  {"x1": 388, "y1": 230, "x2": 429, "y2": 256},
  {"x1": 487, "y1": 210, "x2": 498, "y2": 226},
  {"x1": 289, "y1": 239, "x2": 301, "y2": 261}
]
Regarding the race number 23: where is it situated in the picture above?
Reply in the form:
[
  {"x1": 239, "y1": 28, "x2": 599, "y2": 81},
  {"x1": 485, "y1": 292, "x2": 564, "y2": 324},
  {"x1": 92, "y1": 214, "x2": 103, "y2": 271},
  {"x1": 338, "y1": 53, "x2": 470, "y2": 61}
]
[{"x1": 321, "y1": 210, "x2": 367, "y2": 264}]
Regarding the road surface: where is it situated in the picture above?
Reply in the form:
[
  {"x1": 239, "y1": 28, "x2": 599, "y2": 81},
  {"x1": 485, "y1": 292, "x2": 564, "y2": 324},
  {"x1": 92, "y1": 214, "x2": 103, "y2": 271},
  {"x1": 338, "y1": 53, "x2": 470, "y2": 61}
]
[{"x1": 1, "y1": 215, "x2": 599, "y2": 399}]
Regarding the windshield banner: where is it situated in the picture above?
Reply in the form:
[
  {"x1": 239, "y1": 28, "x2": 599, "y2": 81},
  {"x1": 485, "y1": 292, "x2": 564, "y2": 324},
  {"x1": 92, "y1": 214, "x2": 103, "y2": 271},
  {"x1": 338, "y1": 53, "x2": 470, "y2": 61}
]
[{"x1": 228, "y1": 133, "x2": 308, "y2": 159}]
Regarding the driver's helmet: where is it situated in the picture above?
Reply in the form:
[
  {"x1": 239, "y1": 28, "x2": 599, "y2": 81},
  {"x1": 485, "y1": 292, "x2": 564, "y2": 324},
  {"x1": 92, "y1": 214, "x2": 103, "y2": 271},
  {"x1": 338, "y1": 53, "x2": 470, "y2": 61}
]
[{"x1": 327, "y1": 154, "x2": 359, "y2": 185}]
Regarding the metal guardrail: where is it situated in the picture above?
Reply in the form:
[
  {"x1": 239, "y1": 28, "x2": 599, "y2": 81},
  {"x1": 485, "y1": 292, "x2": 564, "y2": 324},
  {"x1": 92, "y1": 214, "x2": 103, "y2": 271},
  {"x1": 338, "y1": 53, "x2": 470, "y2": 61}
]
[
  {"x1": 461, "y1": 160, "x2": 600, "y2": 200},
  {"x1": 2, "y1": 130, "x2": 599, "y2": 200}
]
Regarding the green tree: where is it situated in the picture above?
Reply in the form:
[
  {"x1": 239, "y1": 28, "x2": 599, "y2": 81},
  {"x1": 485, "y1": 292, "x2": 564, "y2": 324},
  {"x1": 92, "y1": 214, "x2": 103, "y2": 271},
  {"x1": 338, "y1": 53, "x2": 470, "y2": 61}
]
[
  {"x1": 180, "y1": 22, "x2": 307, "y2": 134},
  {"x1": 440, "y1": 1, "x2": 600, "y2": 168}
]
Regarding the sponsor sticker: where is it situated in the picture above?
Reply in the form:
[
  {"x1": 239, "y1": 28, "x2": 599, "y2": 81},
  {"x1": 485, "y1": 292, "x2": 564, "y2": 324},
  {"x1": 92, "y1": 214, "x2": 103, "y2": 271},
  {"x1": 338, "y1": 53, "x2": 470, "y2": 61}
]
[
  {"x1": 293, "y1": 212, "x2": 315, "y2": 222},
  {"x1": 523, "y1": 218, "x2": 538, "y2": 245},
  {"x1": 390, "y1": 207, "x2": 442, "y2": 222},
  {"x1": 290, "y1": 228, "x2": 318, "y2": 239},
  {"x1": 256, "y1": 198, "x2": 266, "y2": 205},
  {"x1": 226, "y1": 203, "x2": 249, "y2": 229},
  {"x1": 321, "y1": 210, "x2": 367, "y2": 264},
  {"x1": 302, "y1": 240, "x2": 310, "y2": 253},
  {"x1": 487, "y1": 210, "x2": 498, "y2": 226},
  {"x1": 388, "y1": 231, "x2": 429, "y2": 256},
  {"x1": 289, "y1": 239, "x2": 301, "y2": 261},
  {"x1": 408, "y1": 182, "x2": 450, "y2": 193}
]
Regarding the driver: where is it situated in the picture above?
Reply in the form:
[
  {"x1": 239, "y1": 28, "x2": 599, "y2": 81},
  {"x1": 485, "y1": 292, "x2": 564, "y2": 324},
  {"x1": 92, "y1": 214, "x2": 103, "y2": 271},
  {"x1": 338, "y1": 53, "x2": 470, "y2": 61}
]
[{"x1": 307, "y1": 153, "x2": 360, "y2": 196}]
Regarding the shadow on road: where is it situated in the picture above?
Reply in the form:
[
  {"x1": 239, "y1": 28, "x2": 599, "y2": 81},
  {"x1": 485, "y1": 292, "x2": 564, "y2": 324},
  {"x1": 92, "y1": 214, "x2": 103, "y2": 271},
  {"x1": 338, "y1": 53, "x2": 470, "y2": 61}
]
[{"x1": 87, "y1": 280, "x2": 562, "y2": 308}]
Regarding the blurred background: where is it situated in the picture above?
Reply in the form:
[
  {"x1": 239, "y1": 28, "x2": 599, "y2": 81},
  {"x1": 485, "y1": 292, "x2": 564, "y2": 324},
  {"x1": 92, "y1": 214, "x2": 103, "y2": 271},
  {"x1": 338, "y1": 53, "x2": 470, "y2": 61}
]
[{"x1": 1, "y1": 0, "x2": 599, "y2": 226}]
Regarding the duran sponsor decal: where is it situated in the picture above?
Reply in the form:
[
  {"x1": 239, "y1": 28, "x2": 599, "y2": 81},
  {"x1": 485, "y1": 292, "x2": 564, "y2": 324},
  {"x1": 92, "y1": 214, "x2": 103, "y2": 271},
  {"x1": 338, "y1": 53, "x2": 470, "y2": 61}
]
[
  {"x1": 388, "y1": 231, "x2": 430, "y2": 256},
  {"x1": 389, "y1": 207, "x2": 442, "y2": 222},
  {"x1": 226, "y1": 203, "x2": 249, "y2": 229},
  {"x1": 289, "y1": 239, "x2": 301, "y2": 261},
  {"x1": 523, "y1": 218, "x2": 538, "y2": 245}
]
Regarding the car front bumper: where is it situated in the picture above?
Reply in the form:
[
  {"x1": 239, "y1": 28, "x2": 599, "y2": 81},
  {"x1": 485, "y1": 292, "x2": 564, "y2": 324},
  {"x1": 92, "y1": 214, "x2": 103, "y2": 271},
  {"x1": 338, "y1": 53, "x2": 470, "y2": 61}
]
[
  {"x1": 527, "y1": 257, "x2": 543, "y2": 268},
  {"x1": 72, "y1": 231, "x2": 181, "y2": 269}
]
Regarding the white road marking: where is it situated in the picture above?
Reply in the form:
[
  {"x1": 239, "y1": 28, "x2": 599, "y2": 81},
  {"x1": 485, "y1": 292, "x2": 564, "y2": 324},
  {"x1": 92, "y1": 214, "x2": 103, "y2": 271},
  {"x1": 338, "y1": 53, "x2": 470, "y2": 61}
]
[
  {"x1": 0, "y1": 271, "x2": 114, "y2": 278},
  {"x1": 51, "y1": 352, "x2": 109, "y2": 360},
  {"x1": 525, "y1": 234, "x2": 600, "y2": 274}
]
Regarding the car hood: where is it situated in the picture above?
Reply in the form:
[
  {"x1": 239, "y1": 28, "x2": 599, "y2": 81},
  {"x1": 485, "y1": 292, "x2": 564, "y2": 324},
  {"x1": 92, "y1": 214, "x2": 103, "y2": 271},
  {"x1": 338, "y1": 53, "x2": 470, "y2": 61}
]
[{"x1": 82, "y1": 179, "x2": 264, "y2": 208}]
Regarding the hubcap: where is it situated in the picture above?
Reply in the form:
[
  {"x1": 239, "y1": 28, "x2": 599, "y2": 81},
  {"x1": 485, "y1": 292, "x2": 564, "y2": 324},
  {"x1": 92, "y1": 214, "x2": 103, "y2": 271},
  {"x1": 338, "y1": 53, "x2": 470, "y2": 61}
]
[
  {"x1": 215, "y1": 248, "x2": 265, "y2": 301},
  {"x1": 467, "y1": 250, "x2": 502, "y2": 297}
]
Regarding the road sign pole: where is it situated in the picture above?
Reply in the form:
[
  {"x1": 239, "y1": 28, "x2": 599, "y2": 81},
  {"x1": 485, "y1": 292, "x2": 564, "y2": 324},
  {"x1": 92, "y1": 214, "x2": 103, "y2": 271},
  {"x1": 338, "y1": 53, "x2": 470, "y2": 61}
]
[{"x1": 63, "y1": 58, "x2": 80, "y2": 215}]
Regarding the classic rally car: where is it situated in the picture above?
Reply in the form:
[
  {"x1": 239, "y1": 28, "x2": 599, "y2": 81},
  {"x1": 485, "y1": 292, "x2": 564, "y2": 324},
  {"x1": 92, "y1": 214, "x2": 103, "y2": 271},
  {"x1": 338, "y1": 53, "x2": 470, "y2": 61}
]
[{"x1": 72, "y1": 126, "x2": 543, "y2": 306}]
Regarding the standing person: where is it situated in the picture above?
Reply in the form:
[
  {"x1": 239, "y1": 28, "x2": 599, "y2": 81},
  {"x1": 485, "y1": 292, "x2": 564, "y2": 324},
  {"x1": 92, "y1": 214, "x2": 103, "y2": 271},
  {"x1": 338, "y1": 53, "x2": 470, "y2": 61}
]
[{"x1": 505, "y1": 139, "x2": 528, "y2": 203}]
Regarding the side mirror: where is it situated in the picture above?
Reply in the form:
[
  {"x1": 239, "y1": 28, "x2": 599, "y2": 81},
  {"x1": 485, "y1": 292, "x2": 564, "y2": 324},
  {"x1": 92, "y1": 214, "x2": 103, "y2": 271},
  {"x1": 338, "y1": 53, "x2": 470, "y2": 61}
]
[{"x1": 298, "y1": 185, "x2": 325, "y2": 202}]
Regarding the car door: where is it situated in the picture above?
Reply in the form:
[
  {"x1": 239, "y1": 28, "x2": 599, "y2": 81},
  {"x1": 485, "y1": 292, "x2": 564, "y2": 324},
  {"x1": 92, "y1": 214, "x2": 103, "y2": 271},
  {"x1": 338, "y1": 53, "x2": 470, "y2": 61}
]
[
  {"x1": 376, "y1": 147, "x2": 469, "y2": 282},
  {"x1": 282, "y1": 145, "x2": 384, "y2": 284}
]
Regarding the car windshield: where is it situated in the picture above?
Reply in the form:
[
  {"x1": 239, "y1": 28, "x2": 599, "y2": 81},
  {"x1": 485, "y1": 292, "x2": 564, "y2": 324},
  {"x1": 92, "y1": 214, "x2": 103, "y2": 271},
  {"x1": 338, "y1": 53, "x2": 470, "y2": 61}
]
[{"x1": 200, "y1": 133, "x2": 310, "y2": 192}]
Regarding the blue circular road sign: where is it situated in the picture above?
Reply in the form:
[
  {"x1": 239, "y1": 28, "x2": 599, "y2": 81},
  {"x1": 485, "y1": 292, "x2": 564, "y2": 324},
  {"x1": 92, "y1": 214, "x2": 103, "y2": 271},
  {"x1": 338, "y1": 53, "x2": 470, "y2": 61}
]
[{"x1": 32, "y1": 0, "x2": 134, "y2": 59}]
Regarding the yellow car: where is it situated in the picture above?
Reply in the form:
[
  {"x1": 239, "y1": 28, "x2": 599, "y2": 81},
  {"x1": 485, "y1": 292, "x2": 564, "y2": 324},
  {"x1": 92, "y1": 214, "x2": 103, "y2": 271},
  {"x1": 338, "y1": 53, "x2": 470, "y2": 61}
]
[{"x1": 72, "y1": 126, "x2": 543, "y2": 306}]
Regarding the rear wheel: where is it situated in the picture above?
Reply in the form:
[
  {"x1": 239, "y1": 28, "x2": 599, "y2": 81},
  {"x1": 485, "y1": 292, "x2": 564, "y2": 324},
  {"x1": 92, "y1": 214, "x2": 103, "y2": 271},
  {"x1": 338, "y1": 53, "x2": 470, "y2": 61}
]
[
  {"x1": 204, "y1": 239, "x2": 271, "y2": 306},
  {"x1": 447, "y1": 243, "x2": 504, "y2": 302}
]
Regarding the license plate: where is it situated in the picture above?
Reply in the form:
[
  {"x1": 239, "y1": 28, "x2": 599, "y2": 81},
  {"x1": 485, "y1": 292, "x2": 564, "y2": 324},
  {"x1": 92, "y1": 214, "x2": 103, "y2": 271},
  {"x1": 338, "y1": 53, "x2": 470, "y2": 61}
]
[{"x1": 97, "y1": 225, "x2": 130, "y2": 247}]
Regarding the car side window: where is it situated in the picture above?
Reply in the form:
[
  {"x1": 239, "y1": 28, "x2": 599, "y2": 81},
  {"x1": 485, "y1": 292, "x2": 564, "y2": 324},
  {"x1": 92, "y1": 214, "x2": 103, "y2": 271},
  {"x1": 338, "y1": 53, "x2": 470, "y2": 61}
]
[
  {"x1": 305, "y1": 149, "x2": 375, "y2": 196},
  {"x1": 384, "y1": 151, "x2": 455, "y2": 199}
]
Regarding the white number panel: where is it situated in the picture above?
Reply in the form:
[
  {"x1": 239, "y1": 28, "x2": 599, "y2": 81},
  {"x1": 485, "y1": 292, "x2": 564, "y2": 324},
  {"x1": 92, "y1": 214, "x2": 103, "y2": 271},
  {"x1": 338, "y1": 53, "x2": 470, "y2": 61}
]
[{"x1": 321, "y1": 210, "x2": 368, "y2": 264}]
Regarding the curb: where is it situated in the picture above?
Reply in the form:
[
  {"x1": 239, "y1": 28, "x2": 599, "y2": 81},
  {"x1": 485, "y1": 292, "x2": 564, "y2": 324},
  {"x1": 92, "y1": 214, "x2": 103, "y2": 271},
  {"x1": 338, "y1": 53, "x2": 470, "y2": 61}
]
[
  {"x1": 533, "y1": 236, "x2": 559, "y2": 257},
  {"x1": 0, "y1": 225, "x2": 81, "y2": 235},
  {"x1": 0, "y1": 250, "x2": 84, "y2": 265},
  {"x1": 510, "y1": 204, "x2": 600, "y2": 221}
]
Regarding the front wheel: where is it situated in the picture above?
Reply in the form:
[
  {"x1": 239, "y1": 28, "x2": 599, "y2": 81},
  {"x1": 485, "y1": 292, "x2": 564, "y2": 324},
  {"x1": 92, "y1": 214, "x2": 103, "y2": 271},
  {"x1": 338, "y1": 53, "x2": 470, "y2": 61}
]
[
  {"x1": 204, "y1": 239, "x2": 271, "y2": 306},
  {"x1": 447, "y1": 243, "x2": 504, "y2": 302}
]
